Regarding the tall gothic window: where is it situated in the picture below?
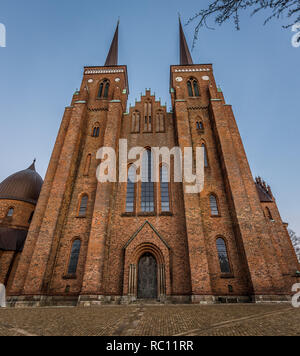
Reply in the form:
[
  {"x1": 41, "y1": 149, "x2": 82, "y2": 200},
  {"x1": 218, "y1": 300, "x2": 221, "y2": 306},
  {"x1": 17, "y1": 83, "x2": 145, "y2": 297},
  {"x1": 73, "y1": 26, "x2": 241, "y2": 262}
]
[
  {"x1": 98, "y1": 79, "x2": 110, "y2": 98},
  {"x1": 68, "y1": 239, "x2": 81, "y2": 275},
  {"x1": 126, "y1": 165, "x2": 136, "y2": 213},
  {"x1": 187, "y1": 81, "x2": 193, "y2": 97},
  {"x1": 78, "y1": 194, "x2": 88, "y2": 217},
  {"x1": 144, "y1": 102, "x2": 152, "y2": 132},
  {"x1": 141, "y1": 150, "x2": 155, "y2": 212},
  {"x1": 216, "y1": 238, "x2": 231, "y2": 274},
  {"x1": 210, "y1": 195, "x2": 219, "y2": 216},
  {"x1": 160, "y1": 165, "x2": 170, "y2": 212},
  {"x1": 187, "y1": 78, "x2": 200, "y2": 97},
  {"x1": 202, "y1": 143, "x2": 208, "y2": 167},
  {"x1": 7, "y1": 208, "x2": 14, "y2": 217}
]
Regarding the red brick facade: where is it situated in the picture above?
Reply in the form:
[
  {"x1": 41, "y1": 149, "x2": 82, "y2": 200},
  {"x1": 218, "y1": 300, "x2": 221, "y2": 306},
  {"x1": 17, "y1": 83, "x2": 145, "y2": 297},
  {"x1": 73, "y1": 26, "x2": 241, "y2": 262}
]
[{"x1": 1, "y1": 26, "x2": 300, "y2": 307}]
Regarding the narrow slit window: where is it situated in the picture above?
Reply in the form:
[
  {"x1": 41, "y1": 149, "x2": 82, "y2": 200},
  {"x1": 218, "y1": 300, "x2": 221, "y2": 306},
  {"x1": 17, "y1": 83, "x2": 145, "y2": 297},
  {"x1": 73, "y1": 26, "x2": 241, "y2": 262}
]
[
  {"x1": 202, "y1": 144, "x2": 208, "y2": 167},
  {"x1": 160, "y1": 166, "x2": 170, "y2": 212},
  {"x1": 126, "y1": 165, "x2": 136, "y2": 213},
  {"x1": 78, "y1": 195, "x2": 88, "y2": 217}
]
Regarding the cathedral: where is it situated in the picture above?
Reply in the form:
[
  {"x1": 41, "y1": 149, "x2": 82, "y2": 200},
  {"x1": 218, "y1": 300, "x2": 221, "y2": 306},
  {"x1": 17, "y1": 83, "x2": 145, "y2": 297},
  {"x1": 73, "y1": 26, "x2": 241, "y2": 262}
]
[{"x1": 0, "y1": 20, "x2": 299, "y2": 307}]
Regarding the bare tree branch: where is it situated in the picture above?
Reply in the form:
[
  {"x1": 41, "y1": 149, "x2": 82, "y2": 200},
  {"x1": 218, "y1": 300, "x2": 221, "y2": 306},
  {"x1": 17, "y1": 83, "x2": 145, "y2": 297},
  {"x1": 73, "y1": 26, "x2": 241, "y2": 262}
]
[{"x1": 187, "y1": 0, "x2": 300, "y2": 49}]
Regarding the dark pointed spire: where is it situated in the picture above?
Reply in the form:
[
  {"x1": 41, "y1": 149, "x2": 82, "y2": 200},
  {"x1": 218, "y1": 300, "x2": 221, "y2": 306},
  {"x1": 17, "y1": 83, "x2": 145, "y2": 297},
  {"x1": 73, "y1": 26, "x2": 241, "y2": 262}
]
[
  {"x1": 28, "y1": 159, "x2": 36, "y2": 171},
  {"x1": 179, "y1": 17, "x2": 193, "y2": 65},
  {"x1": 105, "y1": 20, "x2": 119, "y2": 66}
]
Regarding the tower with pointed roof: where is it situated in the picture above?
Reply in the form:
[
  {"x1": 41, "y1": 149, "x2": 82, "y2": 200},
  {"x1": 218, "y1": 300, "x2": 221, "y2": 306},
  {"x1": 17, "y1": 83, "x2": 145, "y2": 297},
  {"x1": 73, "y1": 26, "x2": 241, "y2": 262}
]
[
  {"x1": 0, "y1": 161, "x2": 43, "y2": 288},
  {"x1": 3, "y1": 20, "x2": 299, "y2": 306}
]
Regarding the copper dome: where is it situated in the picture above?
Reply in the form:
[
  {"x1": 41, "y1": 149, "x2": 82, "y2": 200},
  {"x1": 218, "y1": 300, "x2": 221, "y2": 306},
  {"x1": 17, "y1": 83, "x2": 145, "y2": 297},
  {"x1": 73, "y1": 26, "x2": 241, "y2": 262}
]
[{"x1": 0, "y1": 160, "x2": 43, "y2": 205}]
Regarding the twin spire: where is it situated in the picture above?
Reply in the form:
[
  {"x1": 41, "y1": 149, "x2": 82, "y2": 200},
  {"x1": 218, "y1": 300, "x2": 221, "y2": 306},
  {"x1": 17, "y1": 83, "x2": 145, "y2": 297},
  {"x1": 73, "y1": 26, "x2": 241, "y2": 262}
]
[{"x1": 104, "y1": 18, "x2": 194, "y2": 66}]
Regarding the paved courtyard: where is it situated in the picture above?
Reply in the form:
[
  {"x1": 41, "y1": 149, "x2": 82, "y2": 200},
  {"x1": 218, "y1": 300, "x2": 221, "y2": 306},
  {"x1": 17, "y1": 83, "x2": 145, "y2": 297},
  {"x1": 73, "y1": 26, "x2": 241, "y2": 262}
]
[{"x1": 0, "y1": 304, "x2": 299, "y2": 336}]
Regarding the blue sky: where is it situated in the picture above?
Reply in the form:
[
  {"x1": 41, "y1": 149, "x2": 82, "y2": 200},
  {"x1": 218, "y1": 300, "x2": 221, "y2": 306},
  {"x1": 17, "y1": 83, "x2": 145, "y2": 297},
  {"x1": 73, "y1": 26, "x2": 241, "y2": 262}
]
[{"x1": 0, "y1": 0, "x2": 299, "y2": 233}]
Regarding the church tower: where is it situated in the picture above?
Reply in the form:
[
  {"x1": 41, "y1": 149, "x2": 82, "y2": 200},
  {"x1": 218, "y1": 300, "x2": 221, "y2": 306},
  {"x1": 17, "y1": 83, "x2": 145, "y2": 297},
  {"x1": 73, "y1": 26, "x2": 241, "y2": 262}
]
[{"x1": 5, "y1": 20, "x2": 299, "y2": 307}]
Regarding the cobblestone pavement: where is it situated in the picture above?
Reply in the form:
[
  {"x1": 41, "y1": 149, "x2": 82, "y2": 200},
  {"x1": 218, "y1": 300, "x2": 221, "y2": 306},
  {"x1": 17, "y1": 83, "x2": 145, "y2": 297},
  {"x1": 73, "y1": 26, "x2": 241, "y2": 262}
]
[{"x1": 0, "y1": 304, "x2": 299, "y2": 336}]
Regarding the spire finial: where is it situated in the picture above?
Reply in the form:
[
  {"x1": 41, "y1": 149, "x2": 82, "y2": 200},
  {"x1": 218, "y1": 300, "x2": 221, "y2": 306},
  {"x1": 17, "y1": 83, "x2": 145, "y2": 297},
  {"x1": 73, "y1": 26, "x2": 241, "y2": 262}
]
[
  {"x1": 28, "y1": 159, "x2": 36, "y2": 171},
  {"x1": 105, "y1": 20, "x2": 119, "y2": 66},
  {"x1": 179, "y1": 17, "x2": 193, "y2": 65}
]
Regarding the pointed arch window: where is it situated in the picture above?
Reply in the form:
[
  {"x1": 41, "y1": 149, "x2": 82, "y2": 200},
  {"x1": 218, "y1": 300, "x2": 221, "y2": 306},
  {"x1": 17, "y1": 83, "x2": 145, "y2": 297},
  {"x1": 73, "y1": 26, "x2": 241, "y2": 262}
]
[
  {"x1": 126, "y1": 165, "x2": 136, "y2": 213},
  {"x1": 210, "y1": 195, "x2": 220, "y2": 216},
  {"x1": 132, "y1": 111, "x2": 140, "y2": 133},
  {"x1": 202, "y1": 143, "x2": 208, "y2": 167},
  {"x1": 98, "y1": 79, "x2": 110, "y2": 98},
  {"x1": 187, "y1": 78, "x2": 200, "y2": 97},
  {"x1": 78, "y1": 194, "x2": 88, "y2": 217},
  {"x1": 160, "y1": 165, "x2": 170, "y2": 212},
  {"x1": 84, "y1": 154, "x2": 91, "y2": 176},
  {"x1": 7, "y1": 208, "x2": 14, "y2": 217},
  {"x1": 216, "y1": 238, "x2": 231, "y2": 274},
  {"x1": 144, "y1": 102, "x2": 152, "y2": 132},
  {"x1": 68, "y1": 239, "x2": 81, "y2": 275},
  {"x1": 187, "y1": 80, "x2": 193, "y2": 97},
  {"x1": 141, "y1": 150, "x2": 155, "y2": 212}
]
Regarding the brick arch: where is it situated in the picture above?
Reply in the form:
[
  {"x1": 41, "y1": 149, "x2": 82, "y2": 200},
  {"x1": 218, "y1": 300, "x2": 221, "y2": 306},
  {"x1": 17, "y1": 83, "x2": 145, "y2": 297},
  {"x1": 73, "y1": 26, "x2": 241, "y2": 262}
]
[
  {"x1": 122, "y1": 222, "x2": 171, "y2": 301},
  {"x1": 131, "y1": 242, "x2": 165, "y2": 266}
]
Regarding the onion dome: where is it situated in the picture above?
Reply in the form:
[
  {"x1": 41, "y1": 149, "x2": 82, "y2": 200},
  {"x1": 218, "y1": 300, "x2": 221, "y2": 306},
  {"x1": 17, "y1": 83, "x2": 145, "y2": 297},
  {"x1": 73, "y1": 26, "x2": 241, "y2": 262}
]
[{"x1": 0, "y1": 160, "x2": 43, "y2": 205}]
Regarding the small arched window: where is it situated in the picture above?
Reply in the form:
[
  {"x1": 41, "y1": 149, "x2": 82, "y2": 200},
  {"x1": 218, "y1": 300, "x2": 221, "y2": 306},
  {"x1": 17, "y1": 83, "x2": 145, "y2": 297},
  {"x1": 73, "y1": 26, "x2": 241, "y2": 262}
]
[
  {"x1": 84, "y1": 154, "x2": 91, "y2": 176},
  {"x1": 7, "y1": 208, "x2": 14, "y2": 217},
  {"x1": 98, "y1": 79, "x2": 110, "y2": 98},
  {"x1": 126, "y1": 165, "x2": 136, "y2": 213},
  {"x1": 160, "y1": 165, "x2": 170, "y2": 212},
  {"x1": 68, "y1": 239, "x2": 81, "y2": 275},
  {"x1": 210, "y1": 195, "x2": 220, "y2": 216},
  {"x1": 92, "y1": 124, "x2": 100, "y2": 137},
  {"x1": 202, "y1": 144, "x2": 208, "y2": 167},
  {"x1": 78, "y1": 194, "x2": 88, "y2": 217},
  {"x1": 28, "y1": 211, "x2": 34, "y2": 224},
  {"x1": 197, "y1": 122, "x2": 204, "y2": 131},
  {"x1": 141, "y1": 150, "x2": 155, "y2": 212},
  {"x1": 266, "y1": 207, "x2": 274, "y2": 221},
  {"x1": 187, "y1": 78, "x2": 200, "y2": 97},
  {"x1": 216, "y1": 238, "x2": 231, "y2": 273}
]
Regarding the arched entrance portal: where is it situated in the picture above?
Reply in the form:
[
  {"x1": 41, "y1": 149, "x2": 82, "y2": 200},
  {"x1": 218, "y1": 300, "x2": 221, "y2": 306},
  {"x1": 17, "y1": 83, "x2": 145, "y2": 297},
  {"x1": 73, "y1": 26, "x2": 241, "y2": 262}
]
[{"x1": 137, "y1": 253, "x2": 157, "y2": 299}]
